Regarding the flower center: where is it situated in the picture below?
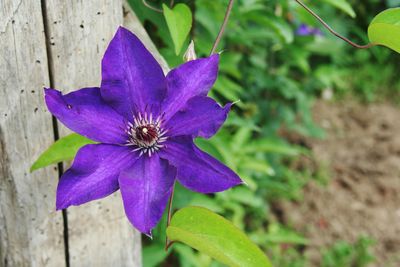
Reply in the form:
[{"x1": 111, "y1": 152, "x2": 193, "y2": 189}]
[
  {"x1": 135, "y1": 125, "x2": 158, "y2": 146},
  {"x1": 127, "y1": 112, "x2": 167, "y2": 156}
]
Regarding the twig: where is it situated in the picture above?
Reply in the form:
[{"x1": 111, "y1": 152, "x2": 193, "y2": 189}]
[
  {"x1": 142, "y1": 0, "x2": 163, "y2": 13},
  {"x1": 210, "y1": 0, "x2": 235, "y2": 55},
  {"x1": 165, "y1": 240, "x2": 175, "y2": 250},
  {"x1": 294, "y1": 0, "x2": 376, "y2": 49},
  {"x1": 164, "y1": 182, "x2": 176, "y2": 251},
  {"x1": 170, "y1": 0, "x2": 174, "y2": 8}
]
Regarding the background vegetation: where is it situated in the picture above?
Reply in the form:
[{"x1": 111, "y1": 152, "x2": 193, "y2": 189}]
[{"x1": 129, "y1": 0, "x2": 400, "y2": 266}]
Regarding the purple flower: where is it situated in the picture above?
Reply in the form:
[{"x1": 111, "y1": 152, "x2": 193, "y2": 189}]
[
  {"x1": 296, "y1": 23, "x2": 323, "y2": 37},
  {"x1": 44, "y1": 27, "x2": 242, "y2": 236}
]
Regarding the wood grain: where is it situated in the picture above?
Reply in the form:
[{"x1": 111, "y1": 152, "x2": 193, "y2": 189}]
[
  {"x1": 0, "y1": 0, "x2": 65, "y2": 266},
  {"x1": 42, "y1": 0, "x2": 169, "y2": 266},
  {"x1": 0, "y1": 0, "x2": 169, "y2": 265},
  {"x1": 43, "y1": 0, "x2": 141, "y2": 266}
]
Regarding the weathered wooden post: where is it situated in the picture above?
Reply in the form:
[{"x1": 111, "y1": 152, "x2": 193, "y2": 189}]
[
  {"x1": 1, "y1": 1, "x2": 166, "y2": 266},
  {"x1": 0, "y1": 1, "x2": 65, "y2": 265}
]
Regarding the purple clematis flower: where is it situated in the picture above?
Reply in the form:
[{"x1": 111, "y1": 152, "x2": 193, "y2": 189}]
[
  {"x1": 296, "y1": 23, "x2": 323, "y2": 37},
  {"x1": 44, "y1": 27, "x2": 242, "y2": 236}
]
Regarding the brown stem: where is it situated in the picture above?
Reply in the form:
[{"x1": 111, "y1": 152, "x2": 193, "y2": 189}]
[
  {"x1": 164, "y1": 181, "x2": 176, "y2": 251},
  {"x1": 142, "y1": 0, "x2": 163, "y2": 13},
  {"x1": 165, "y1": 240, "x2": 175, "y2": 250},
  {"x1": 210, "y1": 0, "x2": 235, "y2": 55},
  {"x1": 170, "y1": 0, "x2": 174, "y2": 8},
  {"x1": 294, "y1": 0, "x2": 376, "y2": 49}
]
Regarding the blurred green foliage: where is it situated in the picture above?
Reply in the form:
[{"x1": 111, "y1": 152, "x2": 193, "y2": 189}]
[
  {"x1": 321, "y1": 237, "x2": 376, "y2": 267},
  {"x1": 127, "y1": 0, "x2": 398, "y2": 265}
]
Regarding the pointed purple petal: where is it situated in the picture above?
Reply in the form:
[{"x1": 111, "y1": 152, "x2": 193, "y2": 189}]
[
  {"x1": 166, "y1": 96, "x2": 231, "y2": 139},
  {"x1": 162, "y1": 55, "x2": 219, "y2": 120},
  {"x1": 159, "y1": 137, "x2": 242, "y2": 193},
  {"x1": 119, "y1": 155, "x2": 176, "y2": 235},
  {"x1": 56, "y1": 144, "x2": 138, "y2": 210},
  {"x1": 101, "y1": 27, "x2": 166, "y2": 118},
  {"x1": 45, "y1": 88, "x2": 128, "y2": 144}
]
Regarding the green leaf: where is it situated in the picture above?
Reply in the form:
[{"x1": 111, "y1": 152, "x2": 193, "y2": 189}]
[
  {"x1": 320, "y1": 0, "x2": 356, "y2": 18},
  {"x1": 142, "y1": 244, "x2": 170, "y2": 267},
  {"x1": 167, "y1": 206, "x2": 272, "y2": 267},
  {"x1": 226, "y1": 187, "x2": 264, "y2": 208},
  {"x1": 30, "y1": 133, "x2": 95, "y2": 172},
  {"x1": 250, "y1": 224, "x2": 309, "y2": 245},
  {"x1": 189, "y1": 195, "x2": 224, "y2": 213},
  {"x1": 163, "y1": 3, "x2": 192, "y2": 55},
  {"x1": 240, "y1": 158, "x2": 275, "y2": 176},
  {"x1": 368, "y1": 8, "x2": 400, "y2": 53},
  {"x1": 246, "y1": 13, "x2": 293, "y2": 44},
  {"x1": 174, "y1": 243, "x2": 213, "y2": 267},
  {"x1": 244, "y1": 139, "x2": 302, "y2": 156}
]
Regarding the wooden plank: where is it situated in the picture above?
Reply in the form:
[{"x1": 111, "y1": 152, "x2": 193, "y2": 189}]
[
  {"x1": 0, "y1": 0, "x2": 66, "y2": 266},
  {"x1": 43, "y1": 1, "x2": 144, "y2": 266}
]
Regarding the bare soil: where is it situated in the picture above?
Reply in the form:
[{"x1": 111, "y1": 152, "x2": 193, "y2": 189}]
[{"x1": 279, "y1": 100, "x2": 400, "y2": 266}]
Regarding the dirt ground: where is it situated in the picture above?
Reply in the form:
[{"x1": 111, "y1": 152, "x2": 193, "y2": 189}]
[{"x1": 279, "y1": 100, "x2": 400, "y2": 266}]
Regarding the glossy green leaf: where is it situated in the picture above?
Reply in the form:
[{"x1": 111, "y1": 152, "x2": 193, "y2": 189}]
[
  {"x1": 163, "y1": 3, "x2": 192, "y2": 55},
  {"x1": 167, "y1": 206, "x2": 272, "y2": 267},
  {"x1": 368, "y1": 8, "x2": 400, "y2": 53},
  {"x1": 30, "y1": 133, "x2": 95, "y2": 172},
  {"x1": 321, "y1": 0, "x2": 356, "y2": 18}
]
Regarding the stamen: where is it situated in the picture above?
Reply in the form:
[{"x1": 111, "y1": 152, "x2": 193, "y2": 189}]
[{"x1": 126, "y1": 112, "x2": 167, "y2": 157}]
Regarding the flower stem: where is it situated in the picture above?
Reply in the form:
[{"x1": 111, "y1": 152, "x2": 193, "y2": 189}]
[
  {"x1": 294, "y1": 0, "x2": 375, "y2": 49},
  {"x1": 142, "y1": 0, "x2": 163, "y2": 13},
  {"x1": 210, "y1": 0, "x2": 235, "y2": 55},
  {"x1": 165, "y1": 181, "x2": 176, "y2": 251}
]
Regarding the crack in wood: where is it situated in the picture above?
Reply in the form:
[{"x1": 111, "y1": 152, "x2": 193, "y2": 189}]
[{"x1": 40, "y1": 1, "x2": 70, "y2": 266}]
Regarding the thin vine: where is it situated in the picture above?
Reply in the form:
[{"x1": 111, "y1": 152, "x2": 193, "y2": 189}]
[{"x1": 294, "y1": 0, "x2": 376, "y2": 49}]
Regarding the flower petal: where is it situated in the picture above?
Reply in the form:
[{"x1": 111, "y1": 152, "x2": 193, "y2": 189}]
[
  {"x1": 119, "y1": 154, "x2": 176, "y2": 236},
  {"x1": 101, "y1": 26, "x2": 166, "y2": 118},
  {"x1": 166, "y1": 96, "x2": 231, "y2": 139},
  {"x1": 159, "y1": 136, "x2": 242, "y2": 193},
  {"x1": 162, "y1": 55, "x2": 219, "y2": 120},
  {"x1": 56, "y1": 144, "x2": 138, "y2": 210},
  {"x1": 45, "y1": 88, "x2": 128, "y2": 144}
]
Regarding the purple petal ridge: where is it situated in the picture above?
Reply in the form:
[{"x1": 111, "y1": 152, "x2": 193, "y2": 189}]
[
  {"x1": 162, "y1": 55, "x2": 219, "y2": 120},
  {"x1": 159, "y1": 137, "x2": 242, "y2": 194},
  {"x1": 101, "y1": 26, "x2": 166, "y2": 118},
  {"x1": 119, "y1": 155, "x2": 176, "y2": 235},
  {"x1": 56, "y1": 144, "x2": 138, "y2": 210},
  {"x1": 166, "y1": 96, "x2": 231, "y2": 139},
  {"x1": 44, "y1": 87, "x2": 128, "y2": 144}
]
